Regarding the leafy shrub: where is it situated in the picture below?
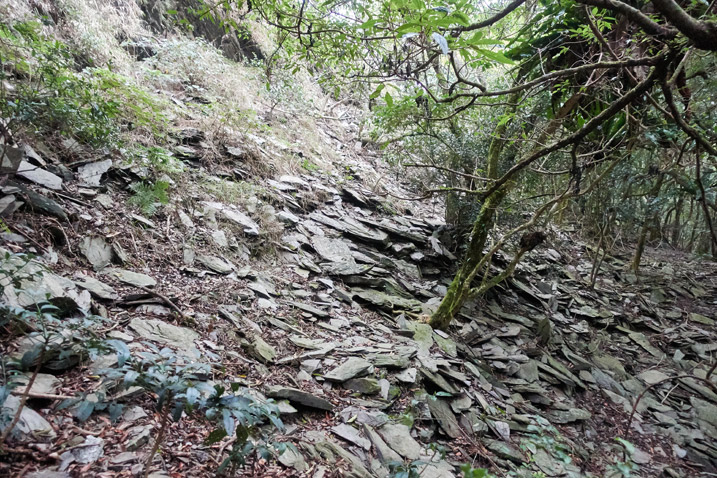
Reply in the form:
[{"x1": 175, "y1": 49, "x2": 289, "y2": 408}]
[
  {"x1": 0, "y1": 21, "x2": 167, "y2": 150},
  {"x1": 128, "y1": 180, "x2": 170, "y2": 215},
  {"x1": 101, "y1": 342, "x2": 285, "y2": 476}
]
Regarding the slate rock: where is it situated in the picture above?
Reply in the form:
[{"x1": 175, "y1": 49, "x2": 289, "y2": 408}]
[
  {"x1": 9, "y1": 181, "x2": 68, "y2": 221},
  {"x1": 638, "y1": 369, "x2": 670, "y2": 385},
  {"x1": 546, "y1": 407, "x2": 591, "y2": 424},
  {"x1": 104, "y1": 268, "x2": 157, "y2": 288},
  {"x1": 339, "y1": 406, "x2": 389, "y2": 427},
  {"x1": 59, "y1": 435, "x2": 104, "y2": 469},
  {"x1": 26, "y1": 471, "x2": 71, "y2": 478},
  {"x1": 278, "y1": 446, "x2": 307, "y2": 471},
  {"x1": 205, "y1": 201, "x2": 259, "y2": 236},
  {"x1": 1, "y1": 395, "x2": 56, "y2": 440},
  {"x1": 17, "y1": 159, "x2": 62, "y2": 190},
  {"x1": 483, "y1": 438, "x2": 526, "y2": 463},
  {"x1": 197, "y1": 254, "x2": 234, "y2": 274},
  {"x1": 129, "y1": 318, "x2": 199, "y2": 352},
  {"x1": 363, "y1": 425, "x2": 402, "y2": 464},
  {"x1": 331, "y1": 423, "x2": 371, "y2": 450},
  {"x1": 77, "y1": 159, "x2": 112, "y2": 187},
  {"x1": 245, "y1": 336, "x2": 276, "y2": 363},
  {"x1": 267, "y1": 386, "x2": 333, "y2": 411},
  {"x1": 427, "y1": 397, "x2": 462, "y2": 438},
  {"x1": 373, "y1": 354, "x2": 410, "y2": 369},
  {"x1": 73, "y1": 275, "x2": 119, "y2": 300},
  {"x1": 396, "y1": 367, "x2": 418, "y2": 384},
  {"x1": 378, "y1": 423, "x2": 422, "y2": 459},
  {"x1": 15, "y1": 373, "x2": 61, "y2": 395},
  {"x1": 344, "y1": 377, "x2": 381, "y2": 395},
  {"x1": 126, "y1": 425, "x2": 152, "y2": 450},
  {"x1": 324, "y1": 357, "x2": 372, "y2": 382}
]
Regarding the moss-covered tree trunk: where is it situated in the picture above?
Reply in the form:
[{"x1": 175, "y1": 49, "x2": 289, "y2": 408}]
[
  {"x1": 631, "y1": 172, "x2": 664, "y2": 273},
  {"x1": 429, "y1": 95, "x2": 519, "y2": 330},
  {"x1": 429, "y1": 186, "x2": 509, "y2": 329}
]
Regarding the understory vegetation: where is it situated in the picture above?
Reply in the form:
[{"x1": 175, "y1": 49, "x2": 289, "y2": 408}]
[{"x1": 0, "y1": 0, "x2": 715, "y2": 476}]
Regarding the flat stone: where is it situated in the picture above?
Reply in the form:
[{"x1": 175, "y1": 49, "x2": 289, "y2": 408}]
[
  {"x1": 638, "y1": 369, "x2": 671, "y2": 385},
  {"x1": 197, "y1": 254, "x2": 233, "y2": 274},
  {"x1": 378, "y1": 423, "x2": 421, "y2": 459},
  {"x1": 351, "y1": 288, "x2": 422, "y2": 312},
  {"x1": 411, "y1": 323, "x2": 434, "y2": 354},
  {"x1": 8, "y1": 181, "x2": 67, "y2": 220},
  {"x1": 278, "y1": 446, "x2": 307, "y2": 471},
  {"x1": 126, "y1": 425, "x2": 152, "y2": 450},
  {"x1": 59, "y1": 435, "x2": 104, "y2": 468},
  {"x1": 331, "y1": 423, "x2": 371, "y2": 450},
  {"x1": 517, "y1": 360, "x2": 540, "y2": 383},
  {"x1": 434, "y1": 334, "x2": 457, "y2": 358},
  {"x1": 592, "y1": 353, "x2": 627, "y2": 379},
  {"x1": 372, "y1": 354, "x2": 410, "y2": 369},
  {"x1": 300, "y1": 359, "x2": 322, "y2": 373},
  {"x1": 267, "y1": 386, "x2": 333, "y2": 411},
  {"x1": 343, "y1": 377, "x2": 381, "y2": 395},
  {"x1": 245, "y1": 336, "x2": 276, "y2": 363},
  {"x1": 122, "y1": 406, "x2": 148, "y2": 423},
  {"x1": 26, "y1": 471, "x2": 71, "y2": 478},
  {"x1": 427, "y1": 398, "x2": 462, "y2": 438},
  {"x1": 339, "y1": 406, "x2": 389, "y2": 427},
  {"x1": 396, "y1": 368, "x2": 417, "y2": 384},
  {"x1": 128, "y1": 318, "x2": 199, "y2": 352},
  {"x1": 420, "y1": 368, "x2": 458, "y2": 395},
  {"x1": 311, "y1": 236, "x2": 354, "y2": 263},
  {"x1": 483, "y1": 438, "x2": 526, "y2": 463},
  {"x1": 110, "y1": 451, "x2": 140, "y2": 464},
  {"x1": 324, "y1": 357, "x2": 372, "y2": 382},
  {"x1": 17, "y1": 160, "x2": 62, "y2": 189},
  {"x1": 692, "y1": 396, "x2": 717, "y2": 427},
  {"x1": 205, "y1": 201, "x2": 259, "y2": 236},
  {"x1": 73, "y1": 275, "x2": 119, "y2": 300},
  {"x1": 363, "y1": 425, "x2": 402, "y2": 463},
  {"x1": 79, "y1": 236, "x2": 113, "y2": 271},
  {"x1": 291, "y1": 301, "x2": 330, "y2": 318},
  {"x1": 77, "y1": 159, "x2": 112, "y2": 187},
  {"x1": 546, "y1": 408, "x2": 591, "y2": 424},
  {"x1": 210, "y1": 230, "x2": 229, "y2": 248},
  {"x1": 1, "y1": 395, "x2": 56, "y2": 440},
  {"x1": 104, "y1": 268, "x2": 156, "y2": 288},
  {"x1": 277, "y1": 210, "x2": 300, "y2": 224},
  {"x1": 15, "y1": 373, "x2": 61, "y2": 395},
  {"x1": 95, "y1": 194, "x2": 113, "y2": 209}
]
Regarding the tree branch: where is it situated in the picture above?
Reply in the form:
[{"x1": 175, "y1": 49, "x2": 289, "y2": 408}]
[
  {"x1": 651, "y1": 0, "x2": 717, "y2": 50},
  {"x1": 576, "y1": 0, "x2": 678, "y2": 38},
  {"x1": 455, "y1": 0, "x2": 527, "y2": 33},
  {"x1": 479, "y1": 57, "x2": 668, "y2": 200}
]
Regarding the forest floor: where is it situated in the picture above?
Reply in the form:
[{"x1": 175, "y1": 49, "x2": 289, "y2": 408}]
[{"x1": 2, "y1": 116, "x2": 716, "y2": 478}]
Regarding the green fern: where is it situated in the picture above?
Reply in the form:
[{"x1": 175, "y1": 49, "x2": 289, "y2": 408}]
[{"x1": 128, "y1": 181, "x2": 169, "y2": 216}]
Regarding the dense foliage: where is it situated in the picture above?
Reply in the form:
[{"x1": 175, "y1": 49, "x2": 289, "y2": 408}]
[{"x1": 214, "y1": 0, "x2": 717, "y2": 327}]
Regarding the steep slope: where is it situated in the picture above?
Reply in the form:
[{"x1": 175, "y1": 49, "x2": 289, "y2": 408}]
[{"x1": 0, "y1": 2, "x2": 716, "y2": 478}]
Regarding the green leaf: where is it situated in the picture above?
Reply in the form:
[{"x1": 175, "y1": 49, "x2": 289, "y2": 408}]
[
  {"x1": 75, "y1": 400, "x2": 95, "y2": 421},
  {"x1": 236, "y1": 425, "x2": 249, "y2": 445},
  {"x1": 450, "y1": 11, "x2": 470, "y2": 26},
  {"x1": 396, "y1": 23, "x2": 423, "y2": 34},
  {"x1": 106, "y1": 339, "x2": 130, "y2": 367},
  {"x1": 206, "y1": 427, "x2": 228, "y2": 445},
  {"x1": 369, "y1": 84, "x2": 385, "y2": 99},
  {"x1": 384, "y1": 92, "x2": 393, "y2": 107},
  {"x1": 186, "y1": 387, "x2": 199, "y2": 406},
  {"x1": 222, "y1": 408, "x2": 235, "y2": 435},
  {"x1": 474, "y1": 48, "x2": 514, "y2": 64}
]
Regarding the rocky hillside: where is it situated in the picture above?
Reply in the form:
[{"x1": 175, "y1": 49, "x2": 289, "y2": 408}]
[{"x1": 1, "y1": 2, "x2": 716, "y2": 478}]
